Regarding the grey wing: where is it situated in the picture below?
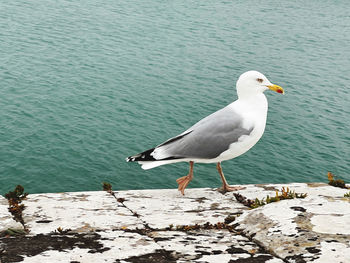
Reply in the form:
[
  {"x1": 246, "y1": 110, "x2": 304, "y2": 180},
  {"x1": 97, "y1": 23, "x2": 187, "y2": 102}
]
[{"x1": 155, "y1": 106, "x2": 254, "y2": 159}]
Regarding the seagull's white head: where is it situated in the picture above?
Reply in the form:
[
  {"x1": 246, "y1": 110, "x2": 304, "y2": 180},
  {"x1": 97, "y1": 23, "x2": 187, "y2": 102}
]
[{"x1": 236, "y1": 70, "x2": 284, "y2": 99}]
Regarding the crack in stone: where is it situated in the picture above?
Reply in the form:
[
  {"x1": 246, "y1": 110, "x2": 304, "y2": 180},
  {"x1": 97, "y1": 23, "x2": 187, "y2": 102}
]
[
  {"x1": 232, "y1": 223, "x2": 288, "y2": 263},
  {"x1": 230, "y1": 190, "x2": 290, "y2": 263},
  {"x1": 106, "y1": 190, "x2": 286, "y2": 263},
  {"x1": 107, "y1": 191, "x2": 155, "y2": 231},
  {"x1": 3, "y1": 185, "x2": 349, "y2": 262}
]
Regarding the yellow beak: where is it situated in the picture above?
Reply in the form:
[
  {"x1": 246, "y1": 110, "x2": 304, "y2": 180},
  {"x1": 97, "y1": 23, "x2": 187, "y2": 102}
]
[{"x1": 267, "y1": 84, "x2": 284, "y2": 94}]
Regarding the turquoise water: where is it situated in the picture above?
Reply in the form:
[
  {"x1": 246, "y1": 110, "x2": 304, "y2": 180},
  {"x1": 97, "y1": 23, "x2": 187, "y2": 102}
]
[{"x1": 1, "y1": 0, "x2": 349, "y2": 194}]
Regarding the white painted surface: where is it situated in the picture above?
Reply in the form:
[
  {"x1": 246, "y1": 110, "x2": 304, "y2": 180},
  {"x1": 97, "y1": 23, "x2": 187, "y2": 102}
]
[
  {"x1": 1, "y1": 183, "x2": 349, "y2": 263},
  {"x1": 0, "y1": 195, "x2": 23, "y2": 232},
  {"x1": 116, "y1": 188, "x2": 247, "y2": 229},
  {"x1": 22, "y1": 191, "x2": 144, "y2": 234}
]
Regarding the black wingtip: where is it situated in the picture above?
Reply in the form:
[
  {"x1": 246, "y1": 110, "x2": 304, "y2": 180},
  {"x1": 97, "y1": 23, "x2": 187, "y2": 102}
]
[
  {"x1": 126, "y1": 155, "x2": 139, "y2": 162},
  {"x1": 126, "y1": 132, "x2": 192, "y2": 163},
  {"x1": 126, "y1": 148, "x2": 156, "y2": 162},
  {"x1": 125, "y1": 156, "x2": 133, "y2": 162}
]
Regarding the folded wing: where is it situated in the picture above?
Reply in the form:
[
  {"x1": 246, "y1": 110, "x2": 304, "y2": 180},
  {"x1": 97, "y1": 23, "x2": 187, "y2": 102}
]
[{"x1": 152, "y1": 105, "x2": 254, "y2": 160}]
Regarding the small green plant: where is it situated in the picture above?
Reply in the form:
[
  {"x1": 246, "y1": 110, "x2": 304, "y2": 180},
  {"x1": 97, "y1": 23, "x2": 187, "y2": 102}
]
[
  {"x1": 251, "y1": 187, "x2": 307, "y2": 208},
  {"x1": 235, "y1": 187, "x2": 307, "y2": 209},
  {"x1": 4, "y1": 185, "x2": 28, "y2": 229},
  {"x1": 175, "y1": 221, "x2": 235, "y2": 232},
  {"x1": 327, "y1": 172, "x2": 348, "y2": 189},
  {"x1": 344, "y1": 192, "x2": 350, "y2": 198},
  {"x1": 0, "y1": 228, "x2": 27, "y2": 237}
]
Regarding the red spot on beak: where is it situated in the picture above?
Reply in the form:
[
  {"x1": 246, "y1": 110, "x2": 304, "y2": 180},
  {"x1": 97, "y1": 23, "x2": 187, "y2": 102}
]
[{"x1": 277, "y1": 89, "x2": 283, "y2": 94}]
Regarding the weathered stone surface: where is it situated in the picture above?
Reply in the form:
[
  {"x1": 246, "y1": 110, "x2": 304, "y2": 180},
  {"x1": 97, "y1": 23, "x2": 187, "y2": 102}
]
[
  {"x1": 234, "y1": 183, "x2": 350, "y2": 263},
  {"x1": 115, "y1": 188, "x2": 247, "y2": 229},
  {"x1": 0, "y1": 195, "x2": 23, "y2": 232},
  {"x1": 0, "y1": 183, "x2": 349, "y2": 263},
  {"x1": 2, "y1": 231, "x2": 160, "y2": 263},
  {"x1": 148, "y1": 230, "x2": 284, "y2": 263},
  {"x1": 22, "y1": 191, "x2": 144, "y2": 234},
  {"x1": 1, "y1": 229, "x2": 284, "y2": 263}
]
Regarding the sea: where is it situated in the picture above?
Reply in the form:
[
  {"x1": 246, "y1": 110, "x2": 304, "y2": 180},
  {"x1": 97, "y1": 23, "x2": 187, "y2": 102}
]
[{"x1": 0, "y1": 0, "x2": 349, "y2": 194}]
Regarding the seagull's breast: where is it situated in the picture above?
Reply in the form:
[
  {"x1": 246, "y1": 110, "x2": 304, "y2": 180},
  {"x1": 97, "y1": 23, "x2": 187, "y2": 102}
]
[{"x1": 217, "y1": 94, "x2": 268, "y2": 161}]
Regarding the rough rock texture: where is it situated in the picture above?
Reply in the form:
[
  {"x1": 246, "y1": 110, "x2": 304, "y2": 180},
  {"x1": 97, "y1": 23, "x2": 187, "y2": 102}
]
[
  {"x1": 118, "y1": 188, "x2": 248, "y2": 229},
  {"x1": 234, "y1": 183, "x2": 350, "y2": 263},
  {"x1": 0, "y1": 196, "x2": 23, "y2": 233},
  {"x1": 0, "y1": 183, "x2": 349, "y2": 263},
  {"x1": 22, "y1": 191, "x2": 144, "y2": 234}
]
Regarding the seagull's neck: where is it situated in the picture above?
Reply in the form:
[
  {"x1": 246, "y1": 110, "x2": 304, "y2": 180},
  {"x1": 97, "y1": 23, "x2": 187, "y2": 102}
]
[
  {"x1": 237, "y1": 93, "x2": 268, "y2": 113},
  {"x1": 232, "y1": 93, "x2": 268, "y2": 133}
]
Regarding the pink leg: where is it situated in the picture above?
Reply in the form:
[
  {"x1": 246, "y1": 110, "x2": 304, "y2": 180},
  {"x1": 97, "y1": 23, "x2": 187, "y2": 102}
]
[
  {"x1": 176, "y1": 161, "x2": 194, "y2": 195},
  {"x1": 216, "y1": 162, "x2": 245, "y2": 193}
]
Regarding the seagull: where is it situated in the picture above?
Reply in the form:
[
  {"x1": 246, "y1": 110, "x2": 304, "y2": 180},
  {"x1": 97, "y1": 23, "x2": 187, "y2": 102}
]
[{"x1": 126, "y1": 71, "x2": 284, "y2": 195}]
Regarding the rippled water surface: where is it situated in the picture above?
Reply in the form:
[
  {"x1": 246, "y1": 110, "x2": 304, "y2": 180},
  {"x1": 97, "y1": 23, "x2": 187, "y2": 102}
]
[{"x1": 1, "y1": 0, "x2": 349, "y2": 194}]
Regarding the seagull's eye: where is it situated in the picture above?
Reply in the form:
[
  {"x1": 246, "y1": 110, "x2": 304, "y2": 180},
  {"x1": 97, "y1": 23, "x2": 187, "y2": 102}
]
[{"x1": 257, "y1": 78, "x2": 263, "y2": 83}]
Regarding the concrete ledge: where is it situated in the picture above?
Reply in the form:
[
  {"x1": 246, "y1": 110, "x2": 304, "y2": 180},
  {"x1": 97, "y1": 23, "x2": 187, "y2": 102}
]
[{"x1": 0, "y1": 183, "x2": 349, "y2": 263}]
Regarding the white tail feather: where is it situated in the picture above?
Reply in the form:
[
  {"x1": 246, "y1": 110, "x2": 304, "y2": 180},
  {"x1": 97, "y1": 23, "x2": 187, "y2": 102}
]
[{"x1": 139, "y1": 159, "x2": 183, "y2": 170}]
